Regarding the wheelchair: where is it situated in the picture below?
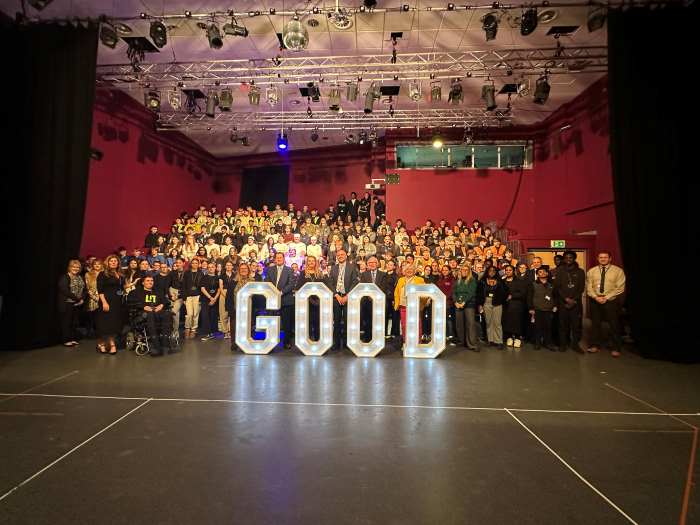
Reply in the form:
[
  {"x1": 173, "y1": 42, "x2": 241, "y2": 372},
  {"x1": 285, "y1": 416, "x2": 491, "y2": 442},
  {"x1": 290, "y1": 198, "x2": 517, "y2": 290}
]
[{"x1": 125, "y1": 306, "x2": 180, "y2": 356}]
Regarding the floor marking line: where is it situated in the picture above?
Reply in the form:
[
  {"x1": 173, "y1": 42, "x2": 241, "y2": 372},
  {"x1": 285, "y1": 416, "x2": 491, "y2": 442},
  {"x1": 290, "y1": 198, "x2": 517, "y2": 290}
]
[
  {"x1": 0, "y1": 399, "x2": 152, "y2": 503},
  {"x1": 505, "y1": 408, "x2": 639, "y2": 525},
  {"x1": 0, "y1": 371, "x2": 79, "y2": 404},
  {"x1": 0, "y1": 412, "x2": 64, "y2": 417}
]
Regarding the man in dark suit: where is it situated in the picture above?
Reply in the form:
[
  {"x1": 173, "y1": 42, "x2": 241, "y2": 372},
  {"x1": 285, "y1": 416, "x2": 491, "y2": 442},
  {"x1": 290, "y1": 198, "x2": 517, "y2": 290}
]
[
  {"x1": 265, "y1": 252, "x2": 295, "y2": 349},
  {"x1": 359, "y1": 255, "x2": 388, "y2": 342},
  {"x1": 347, "y1": 192, "x2": 360, "y2": 222},
  {"x1": 325, "y1": 248, "x2": 359, "y2": 350}
]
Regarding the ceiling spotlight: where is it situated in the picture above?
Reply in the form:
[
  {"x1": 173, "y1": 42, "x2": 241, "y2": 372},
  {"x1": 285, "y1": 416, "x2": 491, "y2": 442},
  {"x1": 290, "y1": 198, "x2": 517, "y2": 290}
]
[
  {"x1": 144, "y1": 90, "x2": 161, "y2": 112},
  {"x1": 207, "y1": 24, "x2": 223, "y2": 49},
  {"x1": 430, "y1": 81, "x2": 442, "y2": 102},
  {"x1": 534, "y1": 75, "x2": 550, "y2": 104},
  {"x1": 277, "y1": 132, "x2": 289, "y2": 151},
  {"x1": 219, "y1": 88, "x2": 233, "y2": 110},
  {"x1": 223, "y1": 20, "x2": 249, "y2": 37},
  {"x1": 248, "y1": 85, "x2": 261, "y2": 105},
  {"x1": 369, "y1": 127, "x2": 378, "y2": 145},
  {"x1": 269, "y1": 8, "x2": 276, "y2": 15},
  {"x1": 360, "y1": 6, "x2": 366, "y2": 13},
  {"x1": 184, "y1": 10, "x2": 192, "y2": 18},
  {"x1": 230, "y1": 129, "x2": 238, "y2": 142},
  {"x1": 345, "y1": 133, "x2": 356, "y2": 144},
  {"x1": 448, "y1": 80, "x2": 463, "y2": 104},
  {"x1": 358, "y1": 131, "x2": 368, "y2": 145},
  {"x1": 520, "y1": 7, "x2": 538, "y2": 36},
  {"x1": 283, "y1": 15, "x2": 309, "y2": 51},
  {"x1": 346, "y1": 82, "x2": 359, "y2": 102},
  {"x1": 150, "y1": 20, "x2": 167, "y2": 48},
  {"x1": 402, "y1": 4, "x2": 410, "y2": 11},
  {"x1": 99, "y1": 22, "x2": 119, "y2": 49},
  {"x1": 364, "y1": 0, "x2": 377, "y2": 9},
  {"x1": 266, "y1": 85, "x2": 279, "y2": 106},
  {"x1": 206, "y1": 91, "x2": 218, "y2": 117},
  {"x1": 27, "y1": 0, "x2": 54, "y2": 10},
  {"x1": 114, "y1": 23, "x2": 132, "y2": 35},
  {"x1": 481, "y1": 83, "x2": 496, "y2": 111},
  {"x1": 328, "y1": 8, "x2": 353, "y2": 30},
  {"x1": 364, "y1": 82, "x2": 380, "y2": 114},
  {"x1": 461, "y1": 127, "x2": 473, "y2": 144},
  {"x1": 168, "y1": 90, "x2": 181, "y2": 110},
  {"x1": 447, "y1": 3, "x2": 455, "y2": 11},
  {"x1": 328, "y1": 87, "x2": 342, "y2": 112},
  {"x1": 311, "y1": 128, "x2": 319, "y2": 142},
  {"x1": 482, "y1": 13, "x2": 498, "y2": 41},
  {"x1": 307, "y1": 82, "x2": 321, "y2": 102},
  {"x1": 313, "y1": 7, "x2": 321, "y2": 14},
  {"x1": 587, "y1": 6, "x2": 606, "y2": 32},
  {"x1": 432, "y1": 132, "x2": 443, "y2": 149},
  {"x1": 408, "y1": 80, "x2": 421, "y2": 102},
  {"x1": 140, "y1": 12, "x2": 147, "y2": 19}
]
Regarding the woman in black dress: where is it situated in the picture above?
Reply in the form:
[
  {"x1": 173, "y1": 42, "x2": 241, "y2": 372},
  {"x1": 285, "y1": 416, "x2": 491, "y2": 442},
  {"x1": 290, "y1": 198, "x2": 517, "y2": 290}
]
[
  {"x1": 502, "y1": 265, "x2": 531, "y2": 350},
  {"x1": 96, "y1": 254, "x2": 125, "y2": 355}
]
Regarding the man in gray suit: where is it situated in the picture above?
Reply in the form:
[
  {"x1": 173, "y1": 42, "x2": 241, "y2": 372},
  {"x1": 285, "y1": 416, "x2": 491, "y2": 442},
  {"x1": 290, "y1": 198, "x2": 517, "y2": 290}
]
[
  {"x1": 266, "y1": 252, "x2": 295, "y2": 350},
  {"x1": 325, "y1": 248, "x2": 359, "y2": 351}
]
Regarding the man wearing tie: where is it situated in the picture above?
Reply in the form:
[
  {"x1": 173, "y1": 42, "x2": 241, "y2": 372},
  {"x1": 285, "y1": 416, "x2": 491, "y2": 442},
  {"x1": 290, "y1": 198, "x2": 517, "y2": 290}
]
[
  {"x1": 359, "y1": 256, "x2": 387, "y2": 342},
  {"x1": 266, "y1": 252, "x2": 295, "y2": 350},
  {"x1": 326, "y1": 248, "x2": 359, "y2": 351},
  {"x1": 586, "y1": 251, "x2": 626, "y2": 357}
]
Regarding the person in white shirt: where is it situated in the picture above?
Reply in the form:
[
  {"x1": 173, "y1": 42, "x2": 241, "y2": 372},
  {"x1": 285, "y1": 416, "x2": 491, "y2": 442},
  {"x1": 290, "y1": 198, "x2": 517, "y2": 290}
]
[
  {"x1": 586, "y1": 251, "x2": 626, "y2": 357},
  {"x1": 288, "y1": 233, "x2": 307, "y2": 258},
  {"x1": 204, "y1": 237, "x2": 220, "y2": 258},
  {"x1": 240, "y1": 236, "x2": 258, "y2": 259},
  {"x1": 306, "y1": 236, "x2": 323, "y2": 259}
]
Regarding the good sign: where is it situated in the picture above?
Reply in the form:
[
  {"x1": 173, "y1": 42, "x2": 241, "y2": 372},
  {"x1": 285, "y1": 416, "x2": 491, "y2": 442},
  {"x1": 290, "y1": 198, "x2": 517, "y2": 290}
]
[{"x1": 234, "y1": 282, "x2": 447, "y2": 359}]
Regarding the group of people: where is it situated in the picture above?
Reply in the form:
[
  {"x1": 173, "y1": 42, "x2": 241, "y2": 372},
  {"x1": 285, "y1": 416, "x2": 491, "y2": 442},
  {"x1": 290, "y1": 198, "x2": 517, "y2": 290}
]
[{"x1": 58, "y1": 194, "x2": 626, "y2": 357}]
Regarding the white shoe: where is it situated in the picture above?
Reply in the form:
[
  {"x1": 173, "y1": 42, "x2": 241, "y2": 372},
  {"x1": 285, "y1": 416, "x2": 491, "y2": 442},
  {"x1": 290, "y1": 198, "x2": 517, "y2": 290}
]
[
  {"x1": 506, "y1": 337, "x2": 513, "y2": 347},
  {"x1": 514, "y1": 338, "x2": 522, "y2": 349},
  {"x1": 201, "y1": 334, "x2": 214, "y2": 341}
]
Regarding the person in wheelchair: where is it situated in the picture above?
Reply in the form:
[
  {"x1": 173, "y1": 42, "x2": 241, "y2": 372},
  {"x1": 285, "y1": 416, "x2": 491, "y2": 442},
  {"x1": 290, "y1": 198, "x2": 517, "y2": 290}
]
[{"x1": 129, "y1": 275, "x2": 173, "y2": 356}]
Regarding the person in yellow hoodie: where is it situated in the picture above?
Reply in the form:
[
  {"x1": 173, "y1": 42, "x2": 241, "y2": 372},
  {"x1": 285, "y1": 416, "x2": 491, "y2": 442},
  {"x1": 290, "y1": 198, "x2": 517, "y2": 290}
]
[{"x1": 394, "y1": 262, "x2": 425, "y2": 344}]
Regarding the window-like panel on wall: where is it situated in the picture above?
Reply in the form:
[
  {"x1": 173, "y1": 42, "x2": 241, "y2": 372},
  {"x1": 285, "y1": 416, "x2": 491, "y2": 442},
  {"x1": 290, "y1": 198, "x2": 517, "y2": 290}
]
[{"x1": 396, "y1": 144, "x2": 530, "y2": 169}]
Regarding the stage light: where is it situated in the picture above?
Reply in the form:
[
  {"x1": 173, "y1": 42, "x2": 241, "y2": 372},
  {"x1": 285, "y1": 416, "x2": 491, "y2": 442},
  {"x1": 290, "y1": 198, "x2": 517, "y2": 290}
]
[
  {"x1": 114, "y1": 22, "x2": 132, "y2": 35},
  {"x1": 235, "y1": 282, "x2": 281, "y2": 354},
  {"x1": 364, "y1": 82, "x2": 380, "y2": 114},
  {"x1": 207, "y1": 24, "x2": 223, "y2": 49},
  {"x1": 347, "y1": 284, "x2": 386, "y2": 357},
  {"x1": 294, "y1": 283, "x2": 333, "y2": 356},
  {"x1": 408, "y1": 80, "x2": 421, "y2": 101},
  {"x1": 248, "y1": 85, "x2": 261, "y2": 105},
  {"x1": 311, "y1": 129, "x2": 319, "y2": 142},
  {"x1": 205, "y1": 91, "x2": 218, "y2": 117},
  {"x1": 168, "y1": 90, "x2": 181, "y2": 110},
  {"x1": 184, "y1": 10, "x2": 192, "y2": 18},
  {"x1": 27, "y1": 0, "x2": 54, "y2": 10},
  {"x1": 364, "y1": 0, "x2": 377, "y2": 9},
  {"x1": 218, "y1": 88, "x2": 233, "y2": 110},
  {"x1": 430, "y1": 81, "x2": 442, "y2": 102},
  {"x1": 150, "y1": 20, "x2": 167, "y2": 47},
  {"x1": 403, "y1": 283, "x2": 447, "y2": 359},
  {"x1": 277, "y1": 132, "x2": 289, "y2": 151},
  {"x1": 266, "y1": 85, "x2": 279, "y2": 106},
  {"x1": 283, "y1": 15, "x2": 309, "y2": 51},
  {"x1": 482, "y1": 12, "x2": 498, "y2": 41},
  {"x1": 534, "y1": 75, "x2": 550, "y2": 104},
  {"x1": 269, "y1": 8, "x2": 276, "y2": 15},
  {"x1": 230, "y1": 130, "x2": 238, "y2": 142},
  {"x1": 99, "y1": 21, "x2": 119, "y2": 49},
  {"x1": 448, "y1": 79, "x2": 463, "y2": 104},
  {"x1": 223, "y1": 20, "x2": 249, "y2": 37},
  {"x1": 481, "y1": 83, "x2": 496, "y2": 111},
  {"x1": 307, "y1": 82, "x2": 321, "y2": 102},
  {"x1": 402, "y1": 4, "x2": 410, "y2": 11},
  {"x1": 346, "y1": 82, "x2": 359, "y2": 101},
  {"x1": 328, "y1": 87, "x2": 341, "y2": 112},
  {"x1": 358, "y1": 131, "x2": 368, "y2": 145},
  {"x1": 587, "y1": 6, "x2": 606, "y2": 32},
  {"x1": 520, "y1": 7, "x2": 538, "y2": 36},
  {"x1": 144, "y1": 90, "x2": 161, "y2": 112},
  {"x1": 432, "y1": 133, "x2": 443, "y2": 149},
  {"x1": 447, "y1": 3, "x2": 455, "y2": 11}
]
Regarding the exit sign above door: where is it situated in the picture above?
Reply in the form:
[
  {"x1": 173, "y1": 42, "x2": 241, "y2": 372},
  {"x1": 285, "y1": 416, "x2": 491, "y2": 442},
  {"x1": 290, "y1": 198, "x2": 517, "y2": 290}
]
[{"x1": 550, "y1": 240, "x2": 566, "y2": 248}]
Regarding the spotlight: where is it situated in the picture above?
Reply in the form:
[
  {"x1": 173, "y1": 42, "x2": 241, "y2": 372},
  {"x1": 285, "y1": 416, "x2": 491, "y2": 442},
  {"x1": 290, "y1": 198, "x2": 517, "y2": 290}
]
[
  {"x1": 219, "y1": 88, "x2": 233, "y2": 110},
  {"x1": 266, "y1": 85, "x2": 279, "y2": 106},
  {"x1": 364, "y1": 0, "x2": 377, "y2": 9},
  {"x1": 150, "y1": 20, "x2": 167, "y2": 48},
  {"x1": 408, "y1": 80, "x2": 421, "y2": 101},
  {"x1": 99, "y1": 22, "x2": 119, "y2": 49},
  {"x1": 346, "y1": 82, "x2": 359, "y2": 102},
  {"x1": 430, "y1": 81, "x2": 442, "y2": 102},
  {"x1": 140, "y1": 12, "x2": 147, "y2": 19},
  {"x1": 269, "y1": 8, "x2": 276, "y2": 15},
  {"x1": 481, "y1": 83, "x2": 496, "y2": 111},
  {"x1": 277, "y1": 132, "x2": 289, "y2": 151},
  {"x1": 360, "y1": 6, "x2": 366, "y2": 13},
  {"x1": 328, "y1": 87, "x2": 342, "y2": 112},
  {"x1": 520, "y1": 7, "x2": 538, "y2": 36},
  {"x1": 345, "y1": 133, "x2": 356, "y2": 144},
  {"x1": 482, "y1": 13, "x2": 498, "y2": 41},
  {"x1": 283, "y1": 15, "x2": 309, "y2": 51},
  {"x1": 587, "y1": 6, "x2": 606, "y2": 32},
  {"x1": 168, "y1": 90, "x2": 182, "y2": 110},
  {"x1": 448, "y1": 80, "x2": 463, "y2": 104},
  {"x1": 313, "y1": 7, "x2": 321, "y2": 14},
  {"x1": 402, "y1": 4, "x2": 410, "y2": 11},
  {"x1": 432, "y1": 133, "x2": 443, "y2": 149},
  {"x1": 206, "y1": 91, "x2": 218, "y2": 117},
  {"x1": 461, "y1": 127, "x2": 473, "y2": 144},
  {"x1": 307, "y1": 82, "x2": 321, "y2": 102},
  {"x1": 27, "y1": 0, "x2": 54, "y2": 10},
  {"x1": 447, "y1": 3, "x2": 455, "y2": 11},
  {"x1": 144, "y1": 90, "x2": 161, "y2": 112},
  {"x1": 364, "y1": 82, "x2": 380, "y2": 114},
  {"x1": 248, "y1": 85, "x2": 261, "y2": 105},
  {"x1": 223, "y1": 20, "x2": 249, "y2": 37},
  {"x1": 534, "y1": 75, "x2": 550, "y2": 104},
  {"x1": 114, "y1": 23, "x2": 132, "y2": 35},
  {"x1": 230, "y1": 130, "x2": 239, "y2": 142},
  {"x1": 207, "y1": 24, "x2": 223, "y2": 49},
  {"x1": 358, "y1": 131, "x2": 368, "y2": 145},
  {"x1": 184, "y1": 10, "x2": 192, "y2": 17},
  {"x1": 311, "y1": 129, "x2": 319, "y2": 142}
]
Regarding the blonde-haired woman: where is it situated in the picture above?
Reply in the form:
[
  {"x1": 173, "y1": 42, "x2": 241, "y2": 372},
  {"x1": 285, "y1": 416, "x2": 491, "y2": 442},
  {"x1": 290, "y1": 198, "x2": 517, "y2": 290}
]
[
  {"x1": 298, "y1": 255, "x2": 324, "y2": 341},
  {"x1": 96, "y1": 254, "x2": 124, "y2": 354},
  {"x1": 181, "y1": 233, "x2": 200, "y2": 262},
  {"x1": 57, "y1": 259, "x2": 86, "y2": 347},
  {"x1": 453, "y1": 264, "x2": 479, "y2": 351},
  {"x1": 394, "y1": 262, "x2": 425, "y2": 344},
  {"x1": 84, "y1": 259, "x2": 103, "y2": 338},
  {"x1": 226, "y1": 262, "x2": 254, "y2": 351}
]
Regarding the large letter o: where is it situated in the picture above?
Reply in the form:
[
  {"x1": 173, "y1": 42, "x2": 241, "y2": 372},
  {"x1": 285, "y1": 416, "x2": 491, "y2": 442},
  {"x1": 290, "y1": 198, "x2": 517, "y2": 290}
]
[{"x1": 346, "y1": 283, "x2": 386, "y2": 357}]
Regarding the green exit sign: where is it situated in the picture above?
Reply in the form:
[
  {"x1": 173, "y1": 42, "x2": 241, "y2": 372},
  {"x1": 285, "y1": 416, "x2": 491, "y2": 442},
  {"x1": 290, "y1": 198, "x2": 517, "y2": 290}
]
[
  {"x1": 550, "y1": 240, "x2": 566, "y2": 249},
  {"x1": 385, "y1": 173, "x2": 400, "y2": 185}
]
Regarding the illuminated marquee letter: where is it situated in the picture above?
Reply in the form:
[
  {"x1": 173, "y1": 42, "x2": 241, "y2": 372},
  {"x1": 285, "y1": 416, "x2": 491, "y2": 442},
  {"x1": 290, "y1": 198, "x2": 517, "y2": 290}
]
[
  {"x1": 346, "y1": 283, "x2": 386, "y2": 357},
  {"x1": 235, "y1": 281, "x2": 281, "y2": 354},
  {"x1": 294, "y1": 282, "x2": 334, "y2": 356},
  {"x1": 403, "y1": 283, "x2": 446, "y2": 359}
]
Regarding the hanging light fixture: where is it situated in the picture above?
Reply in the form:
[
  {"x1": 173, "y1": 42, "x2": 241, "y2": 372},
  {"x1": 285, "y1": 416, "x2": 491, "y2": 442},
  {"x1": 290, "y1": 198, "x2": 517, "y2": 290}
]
[
  {"x1": 277, "y1": 131, "x2": 289, "y2": 151},
  {"x1": 431, "y1": 132, "x2": 443, "y2": 149},
  {"x1": 430, "y1": 81, "x2": 442, "y2": 102},
  {"x1": 283, "y1": 15, "x2": 309, "y2": 51},
  {"x1": 408, "y1": 80, "x2": 421, "y2": 101},
  {"x1": 223, "y1": 18, "x2": 249, "y2": 37},
  {"x1": 150, "y1": 20, "x2": 167, "y2": 48},
  {"x1": 248, "y1": 85, "x2": 261, "y2": 105},
  {"x1": 266, "y1": 86, "x2": 280, "y2": 106},
  {"x1": 346, "y1": 82, "x2": 359, "y2": 102},
  {"x1": 328, "y1": 87, "x2": 342, "y2": 112},
  {"x1": 364, "y1": 82, "x2": 380, "y2": 114},
  {"x1": 207, "y1": 24, "x2": 224, "y2": 49},
  {"x1": 144, "y1": 90, "x2": 161, "y2": 112},
  {"x1": 205, "y1": 91, "x2": 218, "y2": 117},
  {"x1": 168, "y1": 90, "x2": 181, "y2": 110},
  {"x1": 534, "y1": 74, "x2": 550, "y2": 104},
  {"x1": 448, "y1": 80, "x2": 463, "y2": 105},
  {"x1": 482, "y1": 12, "x2": 498, "y2": 41},
  {"x1": 219, "y1": 88, "x2": 233, "y2": 110},
  {"x1": 520, "y1": 7, "x2": 538, "y2": 36},
  {"x1": 481, "y1": 83, "x2": 496, "y2": 111},
  {"x1": 99, "y1": 21, "x2": 119, "y2": 48}
]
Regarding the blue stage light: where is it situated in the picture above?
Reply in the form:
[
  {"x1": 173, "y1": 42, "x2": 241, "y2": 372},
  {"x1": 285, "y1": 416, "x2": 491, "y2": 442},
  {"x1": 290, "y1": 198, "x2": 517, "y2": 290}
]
[{"x1": 276, "y1": 132, "x2": 288, "y2": 151}]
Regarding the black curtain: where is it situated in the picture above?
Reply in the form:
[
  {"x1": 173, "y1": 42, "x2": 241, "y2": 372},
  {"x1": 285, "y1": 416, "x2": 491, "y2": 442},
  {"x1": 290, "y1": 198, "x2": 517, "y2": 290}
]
[
  {"x1": 239, "y1": 165, "x2": 290, "y2": 209},
  {"x1": 608, "y1": 4, "x2": 698, "y2": 362},
  {"x1": 1, "y1": 21, "x2": 98, "y2": 350}
]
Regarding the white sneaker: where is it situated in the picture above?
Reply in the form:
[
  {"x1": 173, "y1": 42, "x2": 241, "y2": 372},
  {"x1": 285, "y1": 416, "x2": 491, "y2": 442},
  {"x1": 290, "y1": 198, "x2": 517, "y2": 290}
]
[
  {"x1": 506, "y1": 337, "x2": 514, "y2": 347},
  {"x1": 201, "y1": 334, "x2": 214, "y2": 341},
  {"x1": 514, "y1": 338, "x2": 522, "y2": 349}
]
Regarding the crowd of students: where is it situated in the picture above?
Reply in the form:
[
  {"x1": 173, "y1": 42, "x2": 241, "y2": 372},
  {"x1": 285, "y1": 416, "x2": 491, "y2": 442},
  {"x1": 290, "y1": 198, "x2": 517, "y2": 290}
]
[{"x1": 58, "y1": 193, "x2": 626, "y2": 357}]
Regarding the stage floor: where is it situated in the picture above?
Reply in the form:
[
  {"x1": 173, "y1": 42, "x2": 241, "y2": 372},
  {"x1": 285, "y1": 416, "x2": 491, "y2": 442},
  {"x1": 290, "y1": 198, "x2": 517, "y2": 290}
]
[{"x1": 0, "y1": 341, "x2": 698, "y2": 524}]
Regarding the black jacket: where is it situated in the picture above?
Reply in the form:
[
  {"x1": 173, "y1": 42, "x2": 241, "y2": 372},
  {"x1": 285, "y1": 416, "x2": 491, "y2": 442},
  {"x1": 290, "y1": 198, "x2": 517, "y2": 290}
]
[
  {"x1": 129, "y1": 287, "x2": 169, "y2": 310},
  {"x1": 57, "y1": 274, "x2": 86, "y2": 312},
  {"x1": 144, "y1": 232, "x2": 160, "y2": 248},
  {"x1": 528, "y1": 279, "x2": 555, "y2": 312},
  {"x1": 552, "y1": 263, "x2": 586, "y2": 305},
  {"x1": 359, "y1": 269, "x2": 390, "y2": 296},
  {"x1": 476, "y1": 277, "x2": 508, "y2": 307},
  {"x1": 326, "y1": 262, "x2": 359, "y2": 295},
  {"x1": 504, "y1": 276, "x2": 531, "y2": 304}
]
